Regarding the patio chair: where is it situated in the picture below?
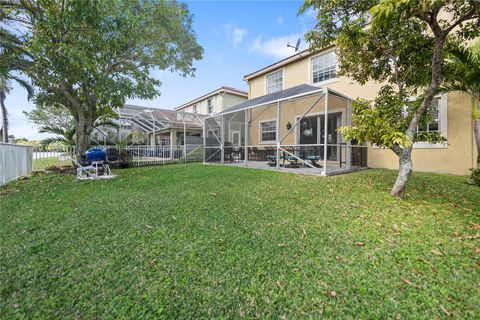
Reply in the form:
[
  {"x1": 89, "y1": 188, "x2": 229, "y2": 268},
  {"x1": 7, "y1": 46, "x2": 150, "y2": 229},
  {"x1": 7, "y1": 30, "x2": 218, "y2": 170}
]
[
  {"x1": 282, "y1": 146, "x2": 300, "y2": 168},
  {"x1": 265, "y1": 147, "x2": 279, "y2": 166},
  {"x1": 302, "y1": 147, "x2": 322, "y2": 168},
  {"x1": 231, "y1": 147, "x2": 242, "y2": 162},
  {"x1": 71, "y1": 155, "x2": 112, "y2": 180}
]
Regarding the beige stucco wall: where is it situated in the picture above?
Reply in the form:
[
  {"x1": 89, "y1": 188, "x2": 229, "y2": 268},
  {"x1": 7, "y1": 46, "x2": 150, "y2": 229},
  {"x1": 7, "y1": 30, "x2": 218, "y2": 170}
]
[
  {"x1": 368, "y1": 92, "x2": 475, "y2": 175},
  {"x1": 246, "y1": 49, "x2": 475, "y2": 175},
  {"x1": 248, "y1": 94, "x2": 348, "y2": 146},
  {"x1": 222, "y1": 94, "x2": 248, "y2": 111},
  {"x1": 247, "y1": 51, "x2": 383, "y2": 101},
  {"x1": 178, "y1": 92, "x2": 247, "y2": 115},
  {"x1": 179, "y1": 94, "x2": 221, "y2": 115}
]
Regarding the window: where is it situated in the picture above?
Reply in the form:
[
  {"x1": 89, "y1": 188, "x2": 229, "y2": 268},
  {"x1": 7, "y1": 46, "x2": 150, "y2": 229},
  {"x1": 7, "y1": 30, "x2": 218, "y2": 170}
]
[
  {"x1": 260, "y1": 121, "x2": 276, "y2": 142},
  {"x1": 417, "y1": 98, "x2": 440, "y2": 134},
  {"x1": 266, "y1": 70, "x2": 283, "y2": 94},
  {"x1": 410, "y1": 95, "x2": 447, "y2": 147},
  {"x1": 207, "y1": 99, "x2": 214, "y2": 114},
  {"x1": 193, "y1": 104, "x2": 198, "y2": 113},
  {"x1": 311, "y1": 51, "x2": 337, "y2": 84},
  {"x1": 232, "y1": 131, "x2": 240, "y2": 146}
]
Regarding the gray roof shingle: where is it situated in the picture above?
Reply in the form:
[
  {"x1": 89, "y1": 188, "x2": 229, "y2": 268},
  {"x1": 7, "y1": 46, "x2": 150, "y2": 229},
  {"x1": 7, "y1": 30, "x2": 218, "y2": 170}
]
[{"x1": 215, "y1": 84, "x2": 324, "y2": 116}]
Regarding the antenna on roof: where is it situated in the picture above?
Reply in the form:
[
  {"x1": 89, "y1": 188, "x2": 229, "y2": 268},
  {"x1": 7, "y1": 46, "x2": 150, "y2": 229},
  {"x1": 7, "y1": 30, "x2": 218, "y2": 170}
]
[{"x1": 287, "y1": 38, "x2": 301, "y2": 52}]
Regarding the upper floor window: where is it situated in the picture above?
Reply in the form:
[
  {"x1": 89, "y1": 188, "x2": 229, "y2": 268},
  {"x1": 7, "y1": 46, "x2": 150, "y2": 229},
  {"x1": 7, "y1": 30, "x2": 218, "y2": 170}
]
[
  {"x1": 207, "y1": 99, "x2": 214, "y2": 114},
  {"x1": 311, "y1": 51, "x2": 337, "y2": 84},
  {"x1": 193, "y1": 104, "x2": 198, "y2": 113},
  {"x1": 266, "y1": 70, "x2": 283, "y2": 94},
  {"x1": 260, "y1": 120, "x2": 276, "y2": 142},
  {"x1": 417, "y1": 97, "x2": 440, "y2": 134}
]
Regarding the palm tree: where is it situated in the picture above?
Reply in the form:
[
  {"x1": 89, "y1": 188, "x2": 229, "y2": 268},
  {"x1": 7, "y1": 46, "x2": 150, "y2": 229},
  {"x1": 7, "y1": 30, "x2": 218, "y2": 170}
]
[
  {"x1": 442, "y1": 40, "x2": 480, "y2": 165},
  {"x1": 39, "y1": 125, "x2": 76, "y2": 147},
  {"x1": 0, "y1": 28, "x2": 33, "y2": 143},
  {"x1": 40, "y1": 118, "x2": 119, "y2": 147},
  {"x1": 0, "y1": 71, "x2": 33, "y2": 143}
]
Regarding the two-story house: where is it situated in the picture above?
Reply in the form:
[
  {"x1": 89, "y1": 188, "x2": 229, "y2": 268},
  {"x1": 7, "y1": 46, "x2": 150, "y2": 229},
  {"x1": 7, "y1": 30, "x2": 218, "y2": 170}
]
[
  {"x1": 175, "y1": 86, "x2": 248, "y2": 115},
  {"x1": 205, "y1": 46, "x2": 476, "y2": 176}
]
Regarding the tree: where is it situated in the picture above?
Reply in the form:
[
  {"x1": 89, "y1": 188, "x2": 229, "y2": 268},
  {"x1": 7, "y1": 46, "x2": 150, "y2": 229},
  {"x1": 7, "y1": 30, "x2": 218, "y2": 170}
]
[
  {"x1": 441, "y1": 40, "x2": 480, "y2": 165},
  {"x1": 301, "y1": 0, "x2": 480, "y2": 198},
  {"x1": 24, "y1": 103, "x2": 73, "y2": 134},
  {"x1": 39, "y1": 117, "x2": 118, "y2": 148},
  {"x1": 39, "y1": 124, "x2": 76, "y2": 147},
  {"x1": 12, "y1": 0, "x2": 202, "y2": 158},
  {"x1": 0, "y1": 28, "x2": 33, "y2": 143}
]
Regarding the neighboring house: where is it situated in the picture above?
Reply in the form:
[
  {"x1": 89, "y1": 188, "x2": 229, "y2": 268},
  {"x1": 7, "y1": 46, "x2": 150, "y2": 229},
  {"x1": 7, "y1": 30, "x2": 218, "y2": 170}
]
[
  {"x1": 93, "y1": 87, "x2": 248, "y2": 148},
  {"x1": 237, "y1": 46, "x2": 477, "y2": 176},
  {"x1": 93, "y1": 104, "x2": 205, "y2": 147},
  {"x1": 175, "y1": 86, "x2": 248, "y2": 115}
]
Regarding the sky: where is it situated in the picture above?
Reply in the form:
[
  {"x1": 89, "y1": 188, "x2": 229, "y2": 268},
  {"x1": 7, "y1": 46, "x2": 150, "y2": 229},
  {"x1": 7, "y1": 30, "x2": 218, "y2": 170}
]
[{"x1": 6, "y1": 0, "x2": 317, "y2": 140}]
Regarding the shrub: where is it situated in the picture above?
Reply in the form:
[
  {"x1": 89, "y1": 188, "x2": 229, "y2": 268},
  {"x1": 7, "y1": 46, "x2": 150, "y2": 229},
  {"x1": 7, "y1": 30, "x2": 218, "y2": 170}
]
[{"x1": 468, "y1": 167, "x2": 480, "y2": 186}]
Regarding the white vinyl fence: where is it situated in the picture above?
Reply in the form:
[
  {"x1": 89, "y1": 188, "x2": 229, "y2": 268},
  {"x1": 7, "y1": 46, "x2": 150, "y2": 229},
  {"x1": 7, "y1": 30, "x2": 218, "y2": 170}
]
[
  {"x1": 0, "y1": 143, "x2": 33, "y2": 186},
  {"x1": 32, "y1": 146, "x2": 76, "y2": 172},
  {"x1": 1, "y1": 144, "x2": 203, "y2": 185},
  {"x1": 123, "y1": 144, "x2": 204, "y2": 166},
  {"x1": 31, "y1": 144, "x2": 204, "y2": 171}
]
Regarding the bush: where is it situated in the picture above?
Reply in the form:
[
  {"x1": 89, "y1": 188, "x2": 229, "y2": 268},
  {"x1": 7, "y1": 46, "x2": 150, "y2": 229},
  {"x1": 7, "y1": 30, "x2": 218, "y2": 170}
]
[
  {"x1": 119, "y1": 149, "x2": 133, "y2": 168},
  {"x1": 468, "y1": 167, "x2": 480, "y2": 186}
]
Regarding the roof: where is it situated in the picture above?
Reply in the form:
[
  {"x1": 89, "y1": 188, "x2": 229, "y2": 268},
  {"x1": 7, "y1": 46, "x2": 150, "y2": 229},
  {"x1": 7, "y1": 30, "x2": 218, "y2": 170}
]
[
  {"x1": 175, "y1": 86, "x2": 248, "y2": 111},
  {"x1": 213, "y1": 84, "x2": 353, "y2": 117},
  {"x1": 214, "y1": 84, "x2": 323, "y2": 116},
  {"x1": 243, "y1": 45, "x2": 335, "y2": 81},
  {"x1": 118, "y1": 104, "x2": 206, "y2": 134}
]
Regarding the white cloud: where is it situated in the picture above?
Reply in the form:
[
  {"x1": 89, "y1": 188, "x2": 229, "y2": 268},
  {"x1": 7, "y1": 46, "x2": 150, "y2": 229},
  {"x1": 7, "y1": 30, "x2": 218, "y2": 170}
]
[
  {"x1": 276, "y1": 16, "x2": 284, "y2": 24},
  {"x1": 223, "y1": 24, "x2": 247, "y2": 48},
  {"x1": 249, "y1": 34, "x2": 305, "y2": 60},
  {"x1": 232, "y1": 28, "x2": 246, "y2": 47}
]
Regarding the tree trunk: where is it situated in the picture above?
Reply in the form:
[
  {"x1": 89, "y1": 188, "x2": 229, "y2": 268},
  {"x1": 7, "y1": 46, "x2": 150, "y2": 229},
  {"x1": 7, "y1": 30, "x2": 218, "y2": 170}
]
[
  {"x1": 0, "y1": 90, "x2": 8, "y2": 143},
  {"x1": 75, "y1": 112, "x2": 92, "y2": 161},
  {"x1": 390, "y1": 146, "x2": 413, "y2": 199},
  {"x1": 473, "y1": 96, "x2": 480, "y2": 165},
  {"x1": 474, "y1": 119, "x2": 480, "y2": 165},
  {"x1": 392, "y1": 34, "x2": 445, "y2": 199},
  {"x1": 76, "y1": 126, "x2": 88, "y2": 161}
]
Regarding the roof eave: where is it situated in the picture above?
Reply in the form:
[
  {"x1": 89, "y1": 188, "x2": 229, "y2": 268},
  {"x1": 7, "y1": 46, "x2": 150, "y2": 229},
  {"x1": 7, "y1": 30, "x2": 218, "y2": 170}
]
[
  {"x1": 175, "y1": 87, "x2": 248, "y2": 111},
  {"x1": 243, "y1": 45, "x2": 336, "y2": 81}
]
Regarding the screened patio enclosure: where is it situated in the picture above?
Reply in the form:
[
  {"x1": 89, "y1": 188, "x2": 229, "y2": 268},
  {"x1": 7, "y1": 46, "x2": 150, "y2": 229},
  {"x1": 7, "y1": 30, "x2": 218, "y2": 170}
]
[
  {"x1": 115, "y1": 104, "x2": 206, "y2": 146},
  {"x1": 92, "y1": 104, "x2": 207, "y2": 163},
  {"x1": 203, "y1": 84, "x2": 367, "y2": 176}
]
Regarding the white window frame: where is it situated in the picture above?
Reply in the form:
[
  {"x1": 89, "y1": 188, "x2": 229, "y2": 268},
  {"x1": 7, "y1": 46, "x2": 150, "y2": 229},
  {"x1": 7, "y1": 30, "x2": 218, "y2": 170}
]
[
  {"x1": 265, "y1": 69, "x2": 284, "y2": 95},
  {"x1": 309, "y1": 48, "x2": 339, "y2": 86},
  {"x1": 207, "y1": 99, "x2": 214, "y2": 114},
  {"x1": 413, "y1": 93, "x2": 448, "y2": 149},
  {"x1": 193, "y1": 104, "x2": 198, "y2": 113},
  {"x1": 259, "y1": 119, "x2": 277, "y2": 144},
  {"x1": 231, "y1": 130, "x2": 240, "y2": 146},
  {"x1": 372, "y1": 94, "x2": 448, "y2": 149}
]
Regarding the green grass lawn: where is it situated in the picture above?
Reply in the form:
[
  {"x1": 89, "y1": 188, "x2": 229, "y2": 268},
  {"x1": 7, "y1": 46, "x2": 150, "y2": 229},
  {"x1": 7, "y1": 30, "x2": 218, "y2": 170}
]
[
  {"x1": 1, "y1": 164, "x2": 479, "y2": 319},
  {"x1": 32, "y1": 156, "x2": 72, "y2": 171}
]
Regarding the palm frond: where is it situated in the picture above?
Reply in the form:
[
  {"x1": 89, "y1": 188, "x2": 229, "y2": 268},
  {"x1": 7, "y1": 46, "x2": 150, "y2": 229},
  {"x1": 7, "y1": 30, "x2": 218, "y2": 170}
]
[
  {"x1": 94, "y1": 119, "x2": 119, "y2": 129},
  {"x1": 39, "y1": 125, "x2": 67, "y2": 136},
  {"x1": 443, "y1": 40, "x2": 480, "y2": 97},
  {"x1": 41, "y1": 136, "x2": 69, "y2": 147},
  {"x1": 40, "y1": 124, "x2": 76, "y2": 146},
  {"x1": 9, "y1": 75, "x2": 34, "y2": 100}
]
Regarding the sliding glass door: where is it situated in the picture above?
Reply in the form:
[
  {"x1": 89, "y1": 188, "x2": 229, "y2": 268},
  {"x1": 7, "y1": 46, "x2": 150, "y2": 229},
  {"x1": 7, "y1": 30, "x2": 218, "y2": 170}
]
[{"x1": 298, "y1": 112, "x2": 342, "y2": 161}]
